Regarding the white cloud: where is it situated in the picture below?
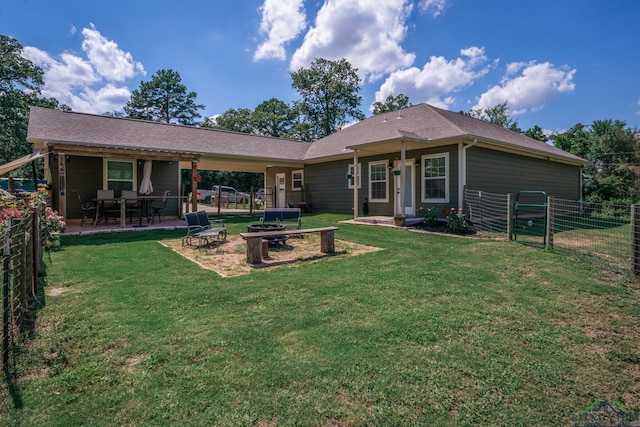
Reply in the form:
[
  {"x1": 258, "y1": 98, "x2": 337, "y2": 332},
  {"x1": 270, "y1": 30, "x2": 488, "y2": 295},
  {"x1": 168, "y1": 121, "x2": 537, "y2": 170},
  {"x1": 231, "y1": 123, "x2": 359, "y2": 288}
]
[
  {"x1": 289, "y1": 0, "x2": 415, "y2": 82},
  {"x1": 63, "y1": 84, "x2": 133, "y2": 115},
  {"x1": 474, "y1": 61, "x2": 576, "y2": 114},
  {"x1": 419, "y1": 0, "x2": 450, "y2": 17},
  {"x1": 81, "y1": 24, "x2": 145, "y2": 81},
  {"x1": 21, "y1": 25, "x2": 145, "y2": 114},
  {"x1": 374, "y1": 46, "x2": 489, "y2": 110},
  {"x1": 254, "y1": 0, "x2": 306, "y2": 61},
  {"x1": 636, "y1": 99, "x2": 640, "y2": 115}
]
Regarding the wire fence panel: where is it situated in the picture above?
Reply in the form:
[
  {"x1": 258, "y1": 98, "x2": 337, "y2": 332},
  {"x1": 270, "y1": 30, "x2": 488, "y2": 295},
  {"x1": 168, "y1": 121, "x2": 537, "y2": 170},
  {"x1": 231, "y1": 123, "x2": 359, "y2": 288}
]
[
  {"x1": 464, "y1": 189, "x2": 510, "y2": 235},
  {"x1": 2, "y1": 209, "x2": 45, "y2": 375},
  {"x1": 550, "y1": 198, "x2": 631, "y2": 272},
  {"x1": 464, "y1": 189, "x2": 635, "y2": 273}
]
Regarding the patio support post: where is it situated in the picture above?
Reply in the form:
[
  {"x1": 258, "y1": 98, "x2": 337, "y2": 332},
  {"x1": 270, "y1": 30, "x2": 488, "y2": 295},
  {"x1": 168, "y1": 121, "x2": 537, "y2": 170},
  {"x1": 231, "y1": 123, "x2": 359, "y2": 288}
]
[
  {"x1": 191, "y1": 160, "x2": 198, "y2": 213},
  {"x1": 57, "y1": 152, "x2": 67, "y2": 219},
  {"x1": 400, "y1": 141, "x2": 406, "y2": 218},
  {"x1": 353, "y1": 150, "x2": 359, "y2": 219}
]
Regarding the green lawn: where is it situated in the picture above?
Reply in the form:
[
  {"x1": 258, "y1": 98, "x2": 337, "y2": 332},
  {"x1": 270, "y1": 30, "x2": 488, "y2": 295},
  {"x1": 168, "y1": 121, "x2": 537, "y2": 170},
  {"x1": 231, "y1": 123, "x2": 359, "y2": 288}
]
[{"x1": 2, "y1": 214, "x2": 639, "y2": 426}]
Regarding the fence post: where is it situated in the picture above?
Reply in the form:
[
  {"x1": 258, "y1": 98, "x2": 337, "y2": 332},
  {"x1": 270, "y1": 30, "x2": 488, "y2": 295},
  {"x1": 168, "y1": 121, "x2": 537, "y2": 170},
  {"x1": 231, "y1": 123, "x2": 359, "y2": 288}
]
[
  {"x1": 546, "y1": 196, "x2": 554, "y2": 250},
  {"x1": 632, "y1": 205, "x2": 640, "y2": 276},
  {"x1": 2, "y1": 230, "x2": 10, "y2": 372},
  {"x1": 507, "y1": 193, "x2": 513, "y2": 240}
]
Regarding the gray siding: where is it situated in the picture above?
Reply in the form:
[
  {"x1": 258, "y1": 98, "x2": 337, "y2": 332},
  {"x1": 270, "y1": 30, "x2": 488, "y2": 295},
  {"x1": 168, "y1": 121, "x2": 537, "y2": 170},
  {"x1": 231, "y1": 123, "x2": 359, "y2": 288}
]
[
  {"x1": 61, "y1": 156, "x2": 180, "y2": 220},
  {"x1": 137, "y1": 160, "x2": 181, "y2": 218},
  {"x1": 466, "y1": 147, "x2": 581, "y2": 199},
  {"x1": 302, "y1": 145, "x2": 460, "y2": 215},
  {"x1": 265, "y1": 167, "x2": 307, "y2": 208},
  {"x1": 63, "y1": 156, "x2": 103, "y2": 220},
  {"x1": 305, "y1": 160, "x2": 371, "y2": 214}
]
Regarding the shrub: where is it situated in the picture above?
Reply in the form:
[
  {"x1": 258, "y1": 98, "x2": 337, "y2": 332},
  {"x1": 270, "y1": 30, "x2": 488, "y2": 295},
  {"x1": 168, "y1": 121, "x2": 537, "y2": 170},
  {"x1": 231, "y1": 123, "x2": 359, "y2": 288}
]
[
  {"x1": 447, "y1": 208, "x2": 468, "y2": 234},
  {"x1": 417, "y1": 206, "x2": 438, "y2": 226}
]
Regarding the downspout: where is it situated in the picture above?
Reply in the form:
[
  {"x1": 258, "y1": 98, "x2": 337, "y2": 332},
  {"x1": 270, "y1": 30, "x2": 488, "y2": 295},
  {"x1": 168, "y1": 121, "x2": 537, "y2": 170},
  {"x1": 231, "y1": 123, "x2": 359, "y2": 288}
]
[{"x1": 459, "y1": 138, "x2": 477, "y2": 208}]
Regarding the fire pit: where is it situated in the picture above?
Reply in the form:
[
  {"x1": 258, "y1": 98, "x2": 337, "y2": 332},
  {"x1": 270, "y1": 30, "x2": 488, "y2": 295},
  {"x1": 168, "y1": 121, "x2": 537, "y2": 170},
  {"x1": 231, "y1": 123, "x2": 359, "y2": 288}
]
[{"x1": 246, "y1": 223, "x2": 287, "y2": 246}]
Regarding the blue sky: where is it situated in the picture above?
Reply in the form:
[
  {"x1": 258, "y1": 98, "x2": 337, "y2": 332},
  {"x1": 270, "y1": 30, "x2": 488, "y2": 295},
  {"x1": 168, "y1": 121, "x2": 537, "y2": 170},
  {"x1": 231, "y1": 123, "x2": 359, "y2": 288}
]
[{"x1": 3, "y1": 0, "x2": 639, "y2": 134}]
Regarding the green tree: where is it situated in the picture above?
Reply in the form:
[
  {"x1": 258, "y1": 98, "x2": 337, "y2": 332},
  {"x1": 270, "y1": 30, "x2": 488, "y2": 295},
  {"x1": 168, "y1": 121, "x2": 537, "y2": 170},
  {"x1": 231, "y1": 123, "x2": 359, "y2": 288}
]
[
  {"x1": 251, "y1": 98, "x2": 296, "y2": 137},
  {"x1": 371, "y1": 94, "x2": 411, "y2": 115},
  {"x1": 124, "y1": 69, "x2": 204, "y2": 125},
  {"x1": 0, "y1": 35, "x2": 58, "y2": 173},
  {"x1": 291, "y1": 58, "x2": 365, "y2": 140},
  {"x1": 462, "y1": 102, "x2": 521, "y2": 132},
  {"x1": 553, "y1": 119, "x2": 638, "y2": 203},
  {"x1": 523, "y1": 125, "x2": 549, "y2": 143},
  {"x1": 203, "y1": 108, "x2": 254, "y2": 133}
]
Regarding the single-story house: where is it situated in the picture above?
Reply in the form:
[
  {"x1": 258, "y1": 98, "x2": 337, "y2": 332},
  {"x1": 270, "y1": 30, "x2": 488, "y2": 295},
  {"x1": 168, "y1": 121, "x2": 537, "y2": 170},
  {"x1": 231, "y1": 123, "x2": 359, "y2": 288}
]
[{"x1": 22, "y1": 103, "x2": 586, "y2": 223}]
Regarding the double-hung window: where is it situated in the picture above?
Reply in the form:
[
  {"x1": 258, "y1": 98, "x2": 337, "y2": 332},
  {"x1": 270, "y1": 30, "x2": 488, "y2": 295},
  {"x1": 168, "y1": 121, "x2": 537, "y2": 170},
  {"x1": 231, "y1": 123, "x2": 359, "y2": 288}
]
[
  {"x1": 347, "y1": 163, "x2": 361, "y2": 189},
  {"x1": 421, "y1": 153, "x2": 448, "y2": 202},
  {"x1": 369, "y1": 161, "x2": 388, "y2": 202},
  {"x1": 292, "y1": 170, "x2": 304, "y2": 191},
  {"x1": 105, "y1": 159, "x2": 135, "y2": 195}
]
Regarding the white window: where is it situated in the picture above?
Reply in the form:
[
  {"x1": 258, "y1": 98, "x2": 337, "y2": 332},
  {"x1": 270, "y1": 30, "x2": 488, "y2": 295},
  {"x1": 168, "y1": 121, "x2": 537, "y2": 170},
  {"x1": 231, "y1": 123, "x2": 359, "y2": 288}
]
[
  {"x1": 421, "y1": 153, "x2": 449, "y2": 203},
  {"x1": 347, "y1": 163, "x2": 361, "y2": 189},
  {"x1": 292, "y1": 170, "x2": 304, "y2": 191},
  {"x1": 369, "y1": 161, "x2": 388, "y2": 202},
  {"x1": 105, "y1": 159, "x2": 136, "y2": 195}
]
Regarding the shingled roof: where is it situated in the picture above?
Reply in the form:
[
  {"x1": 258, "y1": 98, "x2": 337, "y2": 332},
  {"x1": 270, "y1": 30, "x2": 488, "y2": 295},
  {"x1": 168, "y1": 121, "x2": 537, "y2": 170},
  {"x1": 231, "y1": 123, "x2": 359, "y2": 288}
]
[
  {"x1": 27, "y1": 107, "x2": 310, "y2": 162},
  {"x1": 302, "y1": 103, "x2": 586, "y2": 165},
  {"x1": 27, "y1": 104, "x2": 586, "y2": 166}
]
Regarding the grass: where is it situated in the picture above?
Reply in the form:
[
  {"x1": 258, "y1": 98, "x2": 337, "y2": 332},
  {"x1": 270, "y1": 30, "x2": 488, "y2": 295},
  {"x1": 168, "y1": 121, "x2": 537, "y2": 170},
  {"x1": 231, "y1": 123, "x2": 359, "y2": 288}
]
[{"x1": 2, "y1": 213, "x2": 639, "y2": 426}]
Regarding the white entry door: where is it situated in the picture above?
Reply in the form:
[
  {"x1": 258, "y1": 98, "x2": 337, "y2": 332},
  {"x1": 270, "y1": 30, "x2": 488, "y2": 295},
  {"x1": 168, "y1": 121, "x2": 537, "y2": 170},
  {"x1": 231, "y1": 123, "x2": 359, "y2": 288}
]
[
  {"x1": 394, "y1": 160, "x2": 415, "y2": 216},
  {"x1": 276, "y1": 173, "x2": 286, "y2": 207}
]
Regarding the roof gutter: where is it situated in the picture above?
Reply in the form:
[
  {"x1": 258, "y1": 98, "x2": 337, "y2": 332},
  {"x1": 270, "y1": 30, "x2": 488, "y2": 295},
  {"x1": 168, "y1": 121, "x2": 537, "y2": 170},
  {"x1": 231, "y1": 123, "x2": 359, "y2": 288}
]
[{"x1": 459, "y1": 137, "x2": 477, "y2": 208}]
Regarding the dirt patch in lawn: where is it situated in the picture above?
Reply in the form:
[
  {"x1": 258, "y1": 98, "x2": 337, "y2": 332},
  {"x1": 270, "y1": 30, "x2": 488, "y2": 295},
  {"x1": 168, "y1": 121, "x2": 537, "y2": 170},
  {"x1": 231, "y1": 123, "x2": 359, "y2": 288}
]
[{"x1": 160, "y1": 234, "x2": 382, "y2": 277}]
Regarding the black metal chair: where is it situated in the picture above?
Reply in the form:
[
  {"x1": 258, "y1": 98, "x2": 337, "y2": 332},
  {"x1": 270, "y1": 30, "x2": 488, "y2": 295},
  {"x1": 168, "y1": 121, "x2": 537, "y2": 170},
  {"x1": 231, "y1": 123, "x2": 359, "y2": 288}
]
[
  {"x1": 96, "y1": 189, "x2": 119, "y2": 224},
  {"x1": 72, "y1": 190, "x2": 97, "y2": 227},
  {"x1": 149, "y1": 190, "x2": 170, "y2": 223}
]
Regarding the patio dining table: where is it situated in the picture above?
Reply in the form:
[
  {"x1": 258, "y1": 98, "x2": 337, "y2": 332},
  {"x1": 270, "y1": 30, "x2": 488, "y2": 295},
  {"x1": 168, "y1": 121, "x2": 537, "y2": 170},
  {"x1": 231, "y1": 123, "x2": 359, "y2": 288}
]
[{"x1": 93, "y1": 195, "x2": 158, "y2": 227}]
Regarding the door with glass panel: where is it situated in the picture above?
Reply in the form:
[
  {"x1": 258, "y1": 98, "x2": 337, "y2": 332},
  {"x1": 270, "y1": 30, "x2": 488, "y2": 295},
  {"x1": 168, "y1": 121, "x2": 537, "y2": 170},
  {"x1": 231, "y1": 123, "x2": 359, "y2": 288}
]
[{"x1": 394, "y1": 160, "x2": 415, "y2": 216}]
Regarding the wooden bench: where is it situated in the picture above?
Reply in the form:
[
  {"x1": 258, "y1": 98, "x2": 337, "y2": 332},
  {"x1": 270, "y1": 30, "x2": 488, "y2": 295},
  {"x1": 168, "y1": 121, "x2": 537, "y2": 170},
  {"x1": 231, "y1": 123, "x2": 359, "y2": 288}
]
[
  {"x1": 260, "y1": 207, "x2": 302, "y2": 230},
  {"x1": 240, "y1": 226, "x2": 338, "y2": 264}
]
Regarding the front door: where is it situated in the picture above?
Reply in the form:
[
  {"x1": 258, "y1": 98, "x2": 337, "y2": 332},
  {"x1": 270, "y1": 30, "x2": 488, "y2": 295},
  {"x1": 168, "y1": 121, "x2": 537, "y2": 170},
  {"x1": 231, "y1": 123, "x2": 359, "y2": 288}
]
[
  {"x1": 276, "y1": 173, "x2": 286, "y2": 208},
  {"x1": 394, "y1": 160, "x2": 415, "y2": 216}
]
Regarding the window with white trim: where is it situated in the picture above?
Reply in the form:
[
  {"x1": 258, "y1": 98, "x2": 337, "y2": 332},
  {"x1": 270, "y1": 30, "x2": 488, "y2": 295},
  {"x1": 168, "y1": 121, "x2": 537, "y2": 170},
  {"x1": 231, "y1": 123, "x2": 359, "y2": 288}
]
[
  {"x1": 292, "y1": 170, "x2": 304, "y2": 191},
  {"x1": 347, "y1": 163, "x2": 361, "y2": 189},
  {"x1": 421, "y1": 153, "x2": 448, "y2": 202},
  {"x1": 369, "y1": 161, "x2": 388, "y2": 202},
  {"x1": 105, "y1": 159, "x2": 135, "y2": 195}
]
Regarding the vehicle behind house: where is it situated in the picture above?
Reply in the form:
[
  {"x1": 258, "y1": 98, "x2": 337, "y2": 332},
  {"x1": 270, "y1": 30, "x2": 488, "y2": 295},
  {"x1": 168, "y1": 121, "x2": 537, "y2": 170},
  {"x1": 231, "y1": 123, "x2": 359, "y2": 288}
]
[
  {"x1": 196, "y1": 188, "x2": 215, "y2": 204},
  {"x1": 210, "y1": 185, "x2": 250, "y2": 204}
]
